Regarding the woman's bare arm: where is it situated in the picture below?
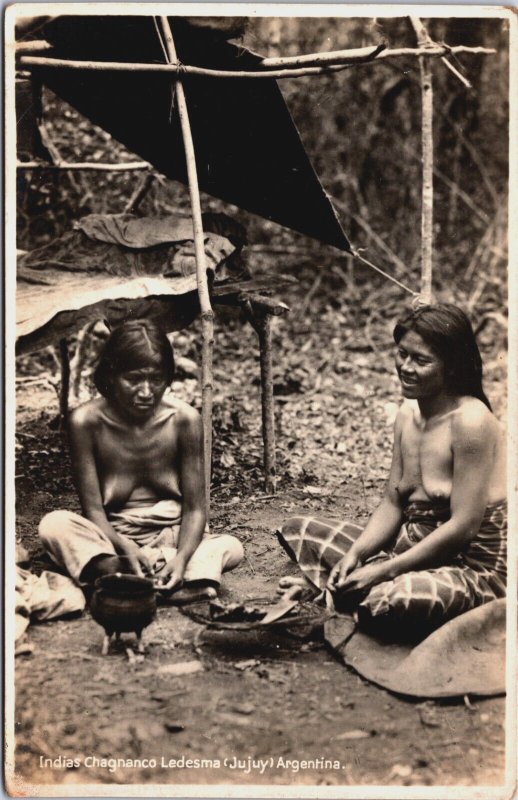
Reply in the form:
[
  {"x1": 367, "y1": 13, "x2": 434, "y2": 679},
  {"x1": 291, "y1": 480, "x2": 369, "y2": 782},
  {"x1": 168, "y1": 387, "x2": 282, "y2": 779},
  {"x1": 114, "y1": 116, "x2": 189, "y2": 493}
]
[
  {"x1": 176, "y1": 407, "x2": 207, "y2": 559},
  {"x1": 158, "y1": 407, "x2": 206, "y2": 590},
  {"x1": 68, "y1": 406, "x2": 120, "y2": 545},
  {"x1": 349, "y1": 409, "x2": 406, "y2": 560},
  {"x1": 329, "y1": 410, "x2": 406, "y2": 587}
]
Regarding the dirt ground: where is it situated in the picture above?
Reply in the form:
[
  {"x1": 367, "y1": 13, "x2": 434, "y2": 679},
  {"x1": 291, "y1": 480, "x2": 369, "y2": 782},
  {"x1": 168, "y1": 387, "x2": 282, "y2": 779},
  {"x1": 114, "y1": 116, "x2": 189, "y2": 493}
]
[{"x1": 11, "y1": 281, "x2": 507, "y2": 791}]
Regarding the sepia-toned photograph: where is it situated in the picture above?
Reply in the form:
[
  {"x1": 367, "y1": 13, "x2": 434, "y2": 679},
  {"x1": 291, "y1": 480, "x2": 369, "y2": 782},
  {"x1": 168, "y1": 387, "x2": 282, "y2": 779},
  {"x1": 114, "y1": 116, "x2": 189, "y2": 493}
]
[{"x1": 4, "y1": 4, "x2": 516, "y2": 797}]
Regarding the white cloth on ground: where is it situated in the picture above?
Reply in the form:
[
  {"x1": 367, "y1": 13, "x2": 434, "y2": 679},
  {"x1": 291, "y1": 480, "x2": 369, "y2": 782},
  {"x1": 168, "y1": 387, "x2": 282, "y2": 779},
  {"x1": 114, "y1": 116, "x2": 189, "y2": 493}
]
[{"x1": 15, "y1": 566, "x2": 86, "y2": 641}]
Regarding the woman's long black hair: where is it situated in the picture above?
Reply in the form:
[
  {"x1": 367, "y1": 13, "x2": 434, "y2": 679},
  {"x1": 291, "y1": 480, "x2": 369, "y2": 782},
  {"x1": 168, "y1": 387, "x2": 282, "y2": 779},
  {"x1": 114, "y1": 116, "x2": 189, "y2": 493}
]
[
  {"x1": 393, "y1": 303, "x2": 492, "y2": 411},
  {"x1": 94, "y1": 319, "x2": 175, "y2": 398}
]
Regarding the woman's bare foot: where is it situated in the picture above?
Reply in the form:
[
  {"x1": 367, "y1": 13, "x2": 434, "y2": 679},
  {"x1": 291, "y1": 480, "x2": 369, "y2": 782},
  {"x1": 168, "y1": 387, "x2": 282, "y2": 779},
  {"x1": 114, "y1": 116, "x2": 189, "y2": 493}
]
[
  {"x1": 276, "y1": 575, "x2": 316, "y2": 601},
  {"x1": 158, "y1": 580, "x2": 218, "y2": 606}
]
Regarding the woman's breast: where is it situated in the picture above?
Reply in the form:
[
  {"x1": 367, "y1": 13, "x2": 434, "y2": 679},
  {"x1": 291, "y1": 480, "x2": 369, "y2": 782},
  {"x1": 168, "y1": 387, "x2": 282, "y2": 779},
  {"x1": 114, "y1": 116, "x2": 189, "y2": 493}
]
[
  {"x1": 101, "y1": 472, "x2": 180, "y2": 511},
  {"x1": 398, "y1": 481, "x2": 452, "y2": 504},
  {"x1": 400, "y1": 425, "x2": 453, "y2": 503},
  {"x1": 101, "y1": 474, "x2": 139, "y2": 510},
  {"x1": 94, "y1": 428, "x2": 180, "y2": 511}
]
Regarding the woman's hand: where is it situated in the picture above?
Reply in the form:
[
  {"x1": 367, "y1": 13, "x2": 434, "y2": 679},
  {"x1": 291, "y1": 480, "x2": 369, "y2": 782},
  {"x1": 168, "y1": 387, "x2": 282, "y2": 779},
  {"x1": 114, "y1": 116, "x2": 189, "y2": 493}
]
[
  {"x1": 115, "y1": 538, "x2": 151, "y2": 577},
  {"x1": 155, "y1": 553, "x2": 188, "y2": 592},
  {"x1": 327, "y1": 550, "x2": 362, "y2": 590},
  {"x1": 339, "y1": 561, "x2": 391, "y2": 594}
]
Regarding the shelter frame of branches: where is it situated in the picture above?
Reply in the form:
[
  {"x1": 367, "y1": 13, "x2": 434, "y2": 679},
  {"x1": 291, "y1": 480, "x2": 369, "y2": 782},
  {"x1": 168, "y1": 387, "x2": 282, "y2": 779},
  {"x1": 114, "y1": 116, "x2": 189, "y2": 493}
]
[{"x1": 16, "y1": 15, "x2": 495, "y2": 512}]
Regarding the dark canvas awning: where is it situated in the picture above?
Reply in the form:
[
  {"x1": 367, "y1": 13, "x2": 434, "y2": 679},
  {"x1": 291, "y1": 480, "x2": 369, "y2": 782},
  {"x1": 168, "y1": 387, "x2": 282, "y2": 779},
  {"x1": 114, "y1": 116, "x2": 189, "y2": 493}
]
[{"x1": 24, "y1": 15, "x2": 351, "y2": 252}]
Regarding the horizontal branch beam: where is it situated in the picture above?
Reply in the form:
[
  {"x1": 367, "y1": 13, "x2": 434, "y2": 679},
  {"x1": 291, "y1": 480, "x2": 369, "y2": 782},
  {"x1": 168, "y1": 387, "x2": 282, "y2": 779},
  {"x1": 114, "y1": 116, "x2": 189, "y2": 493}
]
[
  {"x1": 346, "y1": 44, "x2": 494, "y2": 59},
  {"x1": 259, "y1": 43, "x2": 494, "y2": 68},
  {"x1": 19, "y1": 43, "x2": 496, "y2": 80},
  {"x1": 19, "y1": 55, "x2": 355, "y2": 80},
  {"x1": 15, "y1": 40, "x2": 53, "y2": 54},
  {"x1": 260, "y1": 44, "x2": 384, "y2": 67},
  {"x1": 17, "y1": 160, "x2": 152, "y2": 171}
]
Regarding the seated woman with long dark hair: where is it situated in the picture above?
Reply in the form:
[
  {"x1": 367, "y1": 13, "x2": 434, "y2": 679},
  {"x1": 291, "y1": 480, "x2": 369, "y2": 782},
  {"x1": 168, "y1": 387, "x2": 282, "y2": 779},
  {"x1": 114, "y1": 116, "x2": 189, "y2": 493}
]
[
  {"x1": 38, "y1": 319, "x2": 244, "y2": 603},
  {"x1": 277, "y1": 304, "x2": 507, "y2": 636}
]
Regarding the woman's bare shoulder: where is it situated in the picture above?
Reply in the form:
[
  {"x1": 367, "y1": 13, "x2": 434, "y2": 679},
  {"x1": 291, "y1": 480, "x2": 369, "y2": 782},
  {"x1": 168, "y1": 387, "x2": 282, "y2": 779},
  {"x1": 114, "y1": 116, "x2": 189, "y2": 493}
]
[
  {"x1": 68, "y1": 398, "x2": 106, "y2": 430},
  {"x1": 161, "y1": 394, "x2": 201, "y2": 425},
  {"x1": 453, "y1": 397, "x2": 501, "y2": 440},
  {"x1": 395, "y1": 400, "x2": 418, "y2": 426}
]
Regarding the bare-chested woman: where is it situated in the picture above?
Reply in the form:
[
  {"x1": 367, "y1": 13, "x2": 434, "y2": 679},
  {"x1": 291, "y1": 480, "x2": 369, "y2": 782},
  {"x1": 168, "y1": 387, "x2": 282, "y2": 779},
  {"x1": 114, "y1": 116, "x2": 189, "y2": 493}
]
[
  {"x1": 39, "y1": 320, "x2": 243, "y2": 602},
  {"x1": 277, "y1": 304, "x2": 506, "y2": 635}
]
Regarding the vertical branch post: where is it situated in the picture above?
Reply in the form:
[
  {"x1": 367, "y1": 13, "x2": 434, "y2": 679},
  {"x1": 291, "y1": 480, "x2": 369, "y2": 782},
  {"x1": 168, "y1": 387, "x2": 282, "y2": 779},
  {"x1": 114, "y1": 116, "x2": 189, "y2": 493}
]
[
  {"x1": 158, "y1": 16, "x2": 214, "y2": 514},
  {"x1": 240, "y1": 296, "x2": 287, "y2": 494},
  {"x1": 257, "y1": 314, "x2": 276, "y2": 494},
  {"x1": 58, "y1": 338, "x2": 70, "y2": 429},
  {"x1": 411, "y1": 17, "x2": 434, "y2": 303}
]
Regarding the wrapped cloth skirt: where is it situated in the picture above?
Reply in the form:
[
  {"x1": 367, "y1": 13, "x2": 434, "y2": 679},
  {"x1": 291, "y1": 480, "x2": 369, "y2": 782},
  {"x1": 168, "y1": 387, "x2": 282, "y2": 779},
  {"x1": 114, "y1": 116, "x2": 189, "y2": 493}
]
[{"x1": 277, "y1": 500, "x2": 507, "y2": 634}]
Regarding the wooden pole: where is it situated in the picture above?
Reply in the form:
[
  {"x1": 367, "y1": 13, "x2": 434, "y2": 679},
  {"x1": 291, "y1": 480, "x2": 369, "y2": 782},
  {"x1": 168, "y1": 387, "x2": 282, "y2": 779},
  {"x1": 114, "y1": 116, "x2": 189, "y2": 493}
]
[
  {"x1": 157, "y1": 16, "x2": 213, "y2": 515},
  {"x1": 58, "y1": 338, "x2": 70, "y2": 429},
  {"x1": 16, "y1": 39, "x2": 491, "y2": 65},
  {"x1": 15, "y1": 40, "x2": 53, "y2": 54},
  {"x1": 411, "y1": 17, "x2": 434, "y2": 303},
  {"x1": 18, "y1": 55, "x2": 362, "y2": 79},
  {"x1": 240, "y1": 299, "x2": 279, "y2": 494},
  {"x1": 259, "y1": 44, "x2": 494, "y2": 67},
  {"x1": 257, "y1": 314, "x2": 276, "y2": 494},
  {"x1": 20, "y1": 44, "x2": 495, "y2": 79},
  {"x1": 16, "y1": 160, "x2": 151, "y2": 171},
  {"x1": 69, "y1": 320, "x2": 96, "y2": 401}
]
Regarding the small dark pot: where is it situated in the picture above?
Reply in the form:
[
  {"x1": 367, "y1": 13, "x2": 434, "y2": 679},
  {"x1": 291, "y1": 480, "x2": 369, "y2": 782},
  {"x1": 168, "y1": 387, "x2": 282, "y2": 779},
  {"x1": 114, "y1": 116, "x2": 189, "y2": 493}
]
[{"x1": 90, "y1": 573, "x2": 157, "y2": 635}]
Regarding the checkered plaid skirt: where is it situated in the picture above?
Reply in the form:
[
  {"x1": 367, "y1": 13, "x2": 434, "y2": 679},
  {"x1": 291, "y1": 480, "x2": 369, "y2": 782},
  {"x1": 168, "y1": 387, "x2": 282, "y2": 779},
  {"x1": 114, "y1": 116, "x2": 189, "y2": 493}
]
[{"x1": 277, "y1": 500, "x2": 507, "y2": 631}]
